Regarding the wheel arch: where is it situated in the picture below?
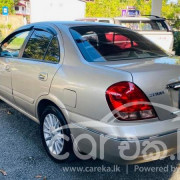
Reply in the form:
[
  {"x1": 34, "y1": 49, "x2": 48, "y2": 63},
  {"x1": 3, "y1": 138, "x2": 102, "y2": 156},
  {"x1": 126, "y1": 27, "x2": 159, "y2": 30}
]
[{"x1": 36, "y1": 94, "x2": 69, "y2": 124}]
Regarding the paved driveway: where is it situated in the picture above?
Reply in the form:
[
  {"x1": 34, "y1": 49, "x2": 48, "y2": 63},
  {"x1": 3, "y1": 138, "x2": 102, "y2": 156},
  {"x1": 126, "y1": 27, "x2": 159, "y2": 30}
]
[{"x1": 0, "y1": 101, "x2": 179, "y2": 180}]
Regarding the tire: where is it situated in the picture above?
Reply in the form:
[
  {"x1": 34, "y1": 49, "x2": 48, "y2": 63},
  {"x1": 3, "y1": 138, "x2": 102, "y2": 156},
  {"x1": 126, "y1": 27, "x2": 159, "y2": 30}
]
[{"x1": 40, "y1": 105, "x2": 75, "y2": 162}]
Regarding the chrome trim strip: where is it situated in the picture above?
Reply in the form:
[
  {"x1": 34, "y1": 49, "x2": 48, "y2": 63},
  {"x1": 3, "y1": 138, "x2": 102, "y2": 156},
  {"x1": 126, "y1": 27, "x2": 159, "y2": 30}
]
[
  {"x1": 167, "y1": 82, "x2": 180, "y2": 90},
  {"x1": 174, "y1": 84, "x2": 180, "y2": 89},
  {"x1": 172, "y1": 110, "x2": 180, "y2": 115},
  {"x1": 71, "y1": 123, "x2": 178, "y2": 142}
]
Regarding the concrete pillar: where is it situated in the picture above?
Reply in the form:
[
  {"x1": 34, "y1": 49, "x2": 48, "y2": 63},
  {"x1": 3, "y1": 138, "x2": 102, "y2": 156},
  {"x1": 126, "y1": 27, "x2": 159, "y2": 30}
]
[{"x1": 151, "y1": 0, "x2": 163, "y2": 17}]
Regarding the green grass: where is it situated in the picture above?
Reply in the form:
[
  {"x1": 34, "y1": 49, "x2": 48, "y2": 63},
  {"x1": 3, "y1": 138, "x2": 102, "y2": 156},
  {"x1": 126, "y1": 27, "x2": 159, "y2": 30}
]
[{"x1": 8, "y1": 37, "x2": 25, "y2": 49}]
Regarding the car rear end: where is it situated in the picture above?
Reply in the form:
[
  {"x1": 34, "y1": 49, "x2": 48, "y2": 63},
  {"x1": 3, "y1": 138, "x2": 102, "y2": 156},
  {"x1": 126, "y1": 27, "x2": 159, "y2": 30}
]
[
  {"x1": 87, "y1": 57, "x2": 180, "y2": 164},
  {"x1": 66, "y1": 24, "x2": 180, "y2": 164}
]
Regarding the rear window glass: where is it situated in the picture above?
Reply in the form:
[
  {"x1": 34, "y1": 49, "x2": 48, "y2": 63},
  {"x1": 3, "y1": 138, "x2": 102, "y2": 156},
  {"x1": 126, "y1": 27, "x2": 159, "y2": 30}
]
[
  {"x1": 70, "y1": 26, "x2": 167, "y2": 62},
  {"x1": 119, "y1": 20, "x2": 168, "y2": 31},
  {"x1": 156, "y1": 21, "x2": 167, "y2": 31},
  {"x1": 44, "y1": 36, "x2": 60, "y2": 63},
  {"x1": 23, "y1": 30, "x2": 53, "y2": 60}
]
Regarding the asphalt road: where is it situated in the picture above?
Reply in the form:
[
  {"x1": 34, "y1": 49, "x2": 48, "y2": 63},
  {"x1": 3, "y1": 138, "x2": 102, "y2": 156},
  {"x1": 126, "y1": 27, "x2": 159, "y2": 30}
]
[{"x1": 0, "y1": 101, "x2": 179, "y2": 180}]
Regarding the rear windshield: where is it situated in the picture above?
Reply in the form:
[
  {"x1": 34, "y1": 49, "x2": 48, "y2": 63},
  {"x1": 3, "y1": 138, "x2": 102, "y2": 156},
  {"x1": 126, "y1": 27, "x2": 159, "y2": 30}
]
[
  {"x1": 117, "y1": 20, "x2": 169, "y2": 31},
  {"x1": 70, "y1": 26, "x2": 167, "y2": 62}
]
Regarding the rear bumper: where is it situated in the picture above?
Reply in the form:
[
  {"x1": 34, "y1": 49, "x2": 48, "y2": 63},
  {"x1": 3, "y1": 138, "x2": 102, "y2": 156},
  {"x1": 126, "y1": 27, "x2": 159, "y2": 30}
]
[
  {"x1": 103, "y1": 130, "x2": 178, "y2": 164},
  {"x1": 71, "y1": 125, "x2": 179, "y2": 164},
  {"x1": 69, "y1": 111, "x2": 180, "y2": 164}
]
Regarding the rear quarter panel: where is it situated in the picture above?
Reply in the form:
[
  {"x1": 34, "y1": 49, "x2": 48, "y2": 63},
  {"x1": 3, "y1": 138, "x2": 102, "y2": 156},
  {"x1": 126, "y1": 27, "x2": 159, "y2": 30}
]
[
  {"x1": 50, "y1": 25, "x2": 133, "y2": 121},
  {"x1": 50, "y1": 62, "x2": 132, "y2": 121}
]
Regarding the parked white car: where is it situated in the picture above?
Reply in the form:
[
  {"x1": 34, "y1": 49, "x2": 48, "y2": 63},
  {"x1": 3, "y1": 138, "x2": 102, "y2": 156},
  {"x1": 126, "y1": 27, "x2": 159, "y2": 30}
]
[{"x1": 76, "y1": 16, "x2": 174, "y2": 53}]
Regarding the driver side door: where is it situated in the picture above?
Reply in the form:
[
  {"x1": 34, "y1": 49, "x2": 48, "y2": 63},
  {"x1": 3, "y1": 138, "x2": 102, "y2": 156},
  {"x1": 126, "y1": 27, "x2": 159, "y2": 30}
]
[{"x1": 0, "y1": 30, "x2": 30, "y2": 102}]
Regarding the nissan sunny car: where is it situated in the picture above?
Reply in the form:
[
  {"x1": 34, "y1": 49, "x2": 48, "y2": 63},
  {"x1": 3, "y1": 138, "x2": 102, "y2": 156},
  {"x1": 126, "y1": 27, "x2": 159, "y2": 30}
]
[{"x1": 0, "y1": 21, "x2": 180, "y2": 164}]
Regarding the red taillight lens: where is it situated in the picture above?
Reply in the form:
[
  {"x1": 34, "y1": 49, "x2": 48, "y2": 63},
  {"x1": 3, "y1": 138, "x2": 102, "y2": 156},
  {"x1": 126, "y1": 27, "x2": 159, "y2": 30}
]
[{"x1": 106, "y1": 82, "x2": 157, "y2": 121}]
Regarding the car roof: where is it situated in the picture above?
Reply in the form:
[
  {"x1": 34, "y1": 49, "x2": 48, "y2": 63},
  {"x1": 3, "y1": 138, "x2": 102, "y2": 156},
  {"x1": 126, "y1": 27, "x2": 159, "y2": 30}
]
[
  {"x1": 55, "y1": 21, "x2": 122, "y2": 27},
  {"x1": 79, "y1": 16, "x2": 165, "y2": 21},
  {"x1": 16, "y1": 21, "x2": 125, "y2": 32},
  {"x1": 114, "y1": 16, "x2": 165, "y2": 21},
  {"x1": 55, "y1": 21, "x2": 120, "y2": 27}
]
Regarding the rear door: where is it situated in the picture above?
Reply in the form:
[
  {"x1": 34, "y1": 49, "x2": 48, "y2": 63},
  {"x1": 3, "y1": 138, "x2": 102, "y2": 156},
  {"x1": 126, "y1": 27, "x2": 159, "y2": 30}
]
[{"x1": 11, "y1": 26, "x2": 61, "y2": 116}]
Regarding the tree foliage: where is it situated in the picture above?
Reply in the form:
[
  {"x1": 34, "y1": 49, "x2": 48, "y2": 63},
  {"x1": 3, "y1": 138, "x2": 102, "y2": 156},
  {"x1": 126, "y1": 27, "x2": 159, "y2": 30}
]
[
  {"x1": 86, "y1": 0, "x2": 180, "y2": 19},
  {"x1": 14, "y1": 0, "x2": 19, "y2": 5},
  {"x1": 0, "y1": 0, "x2": 15, "y2": 14}
]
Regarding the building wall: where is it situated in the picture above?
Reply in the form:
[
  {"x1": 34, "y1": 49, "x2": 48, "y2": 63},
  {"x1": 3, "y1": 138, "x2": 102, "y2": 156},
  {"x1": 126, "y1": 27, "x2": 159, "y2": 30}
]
[
  {"x1": 25, "y1": 1, "x2": 31, "y2": 15},
  {"x1": 15, "y1": 6, "x2": 26, "y2": 15},
  {"x1": 15, "y1": 0, "x2": 30, "y2": 16},
  {"x1": 30, "y1": 0, "x2": 86, "y2": 22}
]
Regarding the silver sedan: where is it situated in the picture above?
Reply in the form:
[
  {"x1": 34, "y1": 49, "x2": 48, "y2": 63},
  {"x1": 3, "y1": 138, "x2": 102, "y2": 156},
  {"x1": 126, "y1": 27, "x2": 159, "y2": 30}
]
[{"x1": 0, "y1": 21, "x2": 179, "y2": 164}]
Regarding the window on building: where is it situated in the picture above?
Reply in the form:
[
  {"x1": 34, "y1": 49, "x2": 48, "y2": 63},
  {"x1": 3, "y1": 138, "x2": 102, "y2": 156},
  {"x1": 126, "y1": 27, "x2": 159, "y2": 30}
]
[{"x1": 15, "y1": 6, "x2": 19, "y2": 11}]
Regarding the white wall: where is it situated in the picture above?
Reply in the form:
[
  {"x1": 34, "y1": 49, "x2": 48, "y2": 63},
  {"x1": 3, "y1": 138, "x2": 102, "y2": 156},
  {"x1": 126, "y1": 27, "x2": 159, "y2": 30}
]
[
  {"x1": 30, "y1": 0, "x2": 86, "y2": 23},
  {"x1": 25, "y1": 2, "x2": 31, "y2": 15}
]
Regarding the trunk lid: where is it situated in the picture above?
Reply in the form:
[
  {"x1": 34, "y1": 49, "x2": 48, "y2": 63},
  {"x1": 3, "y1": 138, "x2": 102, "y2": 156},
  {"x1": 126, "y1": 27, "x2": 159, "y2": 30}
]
[{"x1": 94, "y1": 56, "x2": 180, "y2": 120}]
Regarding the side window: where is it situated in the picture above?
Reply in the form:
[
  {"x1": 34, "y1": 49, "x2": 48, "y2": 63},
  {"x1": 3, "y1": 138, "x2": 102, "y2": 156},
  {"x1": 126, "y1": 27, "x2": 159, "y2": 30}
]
[
  {"x1": 44, "y1": 36, "x2": 60, "y2": 63},
  {"x1": 121, "y1": 21, "x2": 153, "y2": 31},
  {"x1": 99, "y1": 20, "x2": 110, "y2": 23},
  {"x1": 140, "y1": 22, "x2": 153, "y2": 31},
  {"x1": 156, "y1": 21, "x2": 167, "y2": 31},
  {"x1": 23, "y1": 30, "x2": 53, "y2": 60},
  {"x1": 0, "y1": 31, "x2": 30, "y2": 58},
  {"x1": 121, "y1": 22, "x2": 140, "y2": 31}
]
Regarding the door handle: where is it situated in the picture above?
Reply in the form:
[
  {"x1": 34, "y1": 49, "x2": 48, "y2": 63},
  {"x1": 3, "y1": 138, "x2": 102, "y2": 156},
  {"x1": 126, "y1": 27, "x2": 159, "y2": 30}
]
[{"x1": 39, "y1": 72, "x2": 48, "y2": 81}]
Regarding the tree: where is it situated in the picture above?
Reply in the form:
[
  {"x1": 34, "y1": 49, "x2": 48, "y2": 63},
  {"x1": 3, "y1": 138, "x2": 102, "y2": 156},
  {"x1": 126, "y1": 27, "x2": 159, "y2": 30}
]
[
  {"x1": 86, "y1": 0, "x2": 180, "y2": 19},
  {"x1": 86, "y1": 0, "x2": 122, "y2": 17},
  {"x1": 14, "y1": 0, "x2": 19, "y2": 5},
  {"x1": 0, "y1": 0, "x2": 15, "y2": 14},
  {"x1": 86, "y1": 0, "x2": 150, "y2": 17}
]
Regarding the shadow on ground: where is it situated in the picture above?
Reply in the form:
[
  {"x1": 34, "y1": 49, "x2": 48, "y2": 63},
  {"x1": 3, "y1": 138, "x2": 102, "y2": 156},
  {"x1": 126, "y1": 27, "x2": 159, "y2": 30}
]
[{"x1": 0, "y1": 101, "x2": 179, "y2": 180}]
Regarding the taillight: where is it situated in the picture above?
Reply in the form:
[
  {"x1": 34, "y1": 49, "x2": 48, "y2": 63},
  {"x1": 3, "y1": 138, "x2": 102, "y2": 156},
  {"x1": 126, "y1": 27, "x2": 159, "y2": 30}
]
[{"x1": 106, "y1": 82, "x2": 157, "y2": 121}]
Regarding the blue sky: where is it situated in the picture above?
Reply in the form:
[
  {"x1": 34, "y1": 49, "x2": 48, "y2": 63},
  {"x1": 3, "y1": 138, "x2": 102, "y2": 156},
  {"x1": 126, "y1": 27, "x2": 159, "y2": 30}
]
[{"x1": 167, "y1": 0, "x2": 178, "y2": 4}]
